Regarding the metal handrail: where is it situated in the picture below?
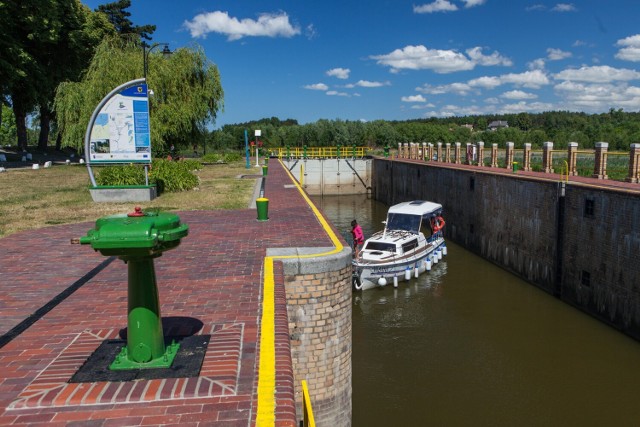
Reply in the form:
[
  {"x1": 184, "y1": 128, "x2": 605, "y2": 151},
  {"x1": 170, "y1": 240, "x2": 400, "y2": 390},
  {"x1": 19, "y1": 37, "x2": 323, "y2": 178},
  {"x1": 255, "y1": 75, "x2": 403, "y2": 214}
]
[{"x1": 301, "y1": 380, "x2": 316, "y2": 427}]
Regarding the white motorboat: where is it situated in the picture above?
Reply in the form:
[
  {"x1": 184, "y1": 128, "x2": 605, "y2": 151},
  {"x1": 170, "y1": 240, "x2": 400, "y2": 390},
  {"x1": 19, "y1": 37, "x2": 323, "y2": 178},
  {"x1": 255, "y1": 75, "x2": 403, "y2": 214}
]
[{"x1": 352, "y1": 200, "x2": 447, "y2": 290}]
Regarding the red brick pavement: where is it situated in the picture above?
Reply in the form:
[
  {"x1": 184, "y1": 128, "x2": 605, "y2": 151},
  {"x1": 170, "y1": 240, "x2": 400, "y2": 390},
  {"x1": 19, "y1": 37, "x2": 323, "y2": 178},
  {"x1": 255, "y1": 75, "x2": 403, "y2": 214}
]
[{"x1": 0, "y1": 160, "x2": 336, "y2": 426}]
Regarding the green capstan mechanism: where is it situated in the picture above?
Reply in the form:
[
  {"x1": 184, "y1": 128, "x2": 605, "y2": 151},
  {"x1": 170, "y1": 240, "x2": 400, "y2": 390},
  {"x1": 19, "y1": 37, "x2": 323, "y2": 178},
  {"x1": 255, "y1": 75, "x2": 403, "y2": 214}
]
[{"x1": 78, "y1": 207, "x2": 189, "y2": 370}]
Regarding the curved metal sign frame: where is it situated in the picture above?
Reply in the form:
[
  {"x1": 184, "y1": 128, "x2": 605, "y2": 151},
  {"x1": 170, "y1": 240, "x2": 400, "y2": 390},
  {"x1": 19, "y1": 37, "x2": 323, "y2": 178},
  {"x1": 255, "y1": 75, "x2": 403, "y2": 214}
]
[{"x1": 84, "y1": 78, "x2": 150, "y2": 187}]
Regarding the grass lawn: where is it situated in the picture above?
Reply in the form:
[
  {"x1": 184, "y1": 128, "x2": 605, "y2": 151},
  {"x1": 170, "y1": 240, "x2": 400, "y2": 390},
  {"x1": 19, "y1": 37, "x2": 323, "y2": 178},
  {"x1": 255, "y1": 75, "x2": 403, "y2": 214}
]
[{"x1": 0, "y1": 161, "x2": 257, "y2": 238}]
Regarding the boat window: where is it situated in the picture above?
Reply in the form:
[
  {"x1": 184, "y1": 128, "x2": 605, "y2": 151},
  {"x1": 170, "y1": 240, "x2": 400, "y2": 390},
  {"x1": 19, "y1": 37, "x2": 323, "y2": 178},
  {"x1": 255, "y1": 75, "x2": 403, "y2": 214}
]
[
  {"x1": 386, "y1": 213, "x2": 421, "y2": 234},
  {"x1": 364, "y1": 241, "x2": 396, "y2": 252},
  {"x1": 401, "y1": 239, "x2": 418, "y2": 253}
]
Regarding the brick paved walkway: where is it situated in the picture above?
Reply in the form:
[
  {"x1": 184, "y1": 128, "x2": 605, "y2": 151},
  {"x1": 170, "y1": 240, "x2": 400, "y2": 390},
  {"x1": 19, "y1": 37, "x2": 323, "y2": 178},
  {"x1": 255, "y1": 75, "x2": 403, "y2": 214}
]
[{"x1": 0, "y1": 160, "x2": 338, "y2": 426}]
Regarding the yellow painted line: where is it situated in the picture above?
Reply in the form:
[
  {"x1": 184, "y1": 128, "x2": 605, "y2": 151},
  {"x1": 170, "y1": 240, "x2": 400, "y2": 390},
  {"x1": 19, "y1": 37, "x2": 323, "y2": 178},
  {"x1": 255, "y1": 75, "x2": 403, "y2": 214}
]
[{"x1": 255, "y1": 159, "x2": 345, "y2": 426}]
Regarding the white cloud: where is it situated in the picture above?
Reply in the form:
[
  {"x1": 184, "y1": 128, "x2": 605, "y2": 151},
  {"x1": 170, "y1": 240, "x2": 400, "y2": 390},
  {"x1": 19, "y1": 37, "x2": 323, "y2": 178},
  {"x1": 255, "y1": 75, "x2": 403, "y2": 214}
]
[
  {"x1": 499, "y1": 101, "x2": 555, "y2": 113},
  {"x1": 554, "y1": 81, "x2": 640, "y2": 110},
  {"x1": 401, "y1": 95, "x2": 427, "y2": 103},
  {"x1": 547, "y1": 48, "x2": 572, "y2": 60},
  {"x1": 466, "y1": 47, "x2": 513, "y2": 66},
  {"x1": 615, "y1": 34, "x2": 640, "y2": 62},
  {"x1": 413, "y1": 0, "x2": 458, "y2": 14},
  {"x1": 417, "y1": 82, "x2": 473, "y2": 95},
  {"x1": 527, "y1": 58, "x2": 546, "y2": 70},
  {"x1": 371, "y1": 45, "x2": 475, "y2": 73},
  {"x1": 461, "y1": 0, "x2": 486, "y2": 7},
  {"x1": 551, "y1": 3, "x2": 577, "y2": 12},
  {"x1": 326, "y1": 68, "x2": 350, "y2": 79},
  {"x1": 326, "y1": 90, "x2": 350, "y2": 97},
  {"x1": 349, "y1": 80, "x2": 390, "y2": 88},
  {"x1": 468, "y1": 76, "x2": 502, "y2": 89},
  {"x1": 500, "y1": 69, "x2": 550, "y2": 88},
  {"x1": 501, "y1": 90, "x2": 538, "y2": 100},
  {"x1": 184, "y1": 11, "x2": 300, "y2": 40},
  {"x1": 304, "y1": 83, "x2": 328, "y2": 91},
  {"x1": 554, "y1": 65, "x2": 640, "y2": 83},
  {"x1": 526, "y1": 4, "x2": 546, "y2": 12},
  {"x1": 410, "y1": 103, "x2": 436, "y2": 109}
]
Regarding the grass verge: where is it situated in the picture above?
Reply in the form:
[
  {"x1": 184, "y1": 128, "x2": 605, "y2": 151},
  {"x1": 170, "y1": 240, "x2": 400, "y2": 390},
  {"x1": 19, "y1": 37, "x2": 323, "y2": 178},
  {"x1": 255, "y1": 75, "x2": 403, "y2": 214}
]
[{"x1": 0, "y1": 161, "x2": 257, "y2": 238}]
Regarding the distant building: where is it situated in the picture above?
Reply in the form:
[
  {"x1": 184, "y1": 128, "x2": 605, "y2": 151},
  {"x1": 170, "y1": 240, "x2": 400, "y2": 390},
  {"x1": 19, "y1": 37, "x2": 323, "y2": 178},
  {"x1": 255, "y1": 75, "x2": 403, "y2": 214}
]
[
  {"x1": 488, "y1": 120, "x2": 509, "y2": 131},
  {"x1": 462, "y1": 124, "x2": 474, "y2": 131}
]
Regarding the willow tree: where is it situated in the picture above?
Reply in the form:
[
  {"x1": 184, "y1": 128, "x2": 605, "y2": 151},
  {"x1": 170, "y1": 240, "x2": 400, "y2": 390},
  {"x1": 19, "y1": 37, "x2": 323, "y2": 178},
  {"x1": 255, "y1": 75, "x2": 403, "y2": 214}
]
[{"x1": 54, "y1": 36, "x2": 223, "y2": 153}]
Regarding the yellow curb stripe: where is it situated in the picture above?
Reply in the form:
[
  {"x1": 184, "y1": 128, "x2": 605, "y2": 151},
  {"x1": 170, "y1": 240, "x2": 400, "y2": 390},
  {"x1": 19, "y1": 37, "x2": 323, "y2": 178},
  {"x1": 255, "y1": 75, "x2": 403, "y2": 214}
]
[{"x1": 255, "y1": 159, "x2": 345, "y2": 426}]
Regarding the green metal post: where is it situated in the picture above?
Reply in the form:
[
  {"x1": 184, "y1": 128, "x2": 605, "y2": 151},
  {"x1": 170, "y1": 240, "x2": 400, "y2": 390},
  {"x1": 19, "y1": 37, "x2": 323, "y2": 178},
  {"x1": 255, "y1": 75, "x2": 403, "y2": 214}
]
[
  {"x1": 337, "y1": 144, "x2": 341, "y2": 159},
  {"x1": 303, "y1": 145, "x2": 307, "y2": 159},
  {"x1": 126, "y1": 257, "x2": 165, "y2": 363},
  {"x1": 384, "y1": 144, "x2": 390, "y2": 158}
]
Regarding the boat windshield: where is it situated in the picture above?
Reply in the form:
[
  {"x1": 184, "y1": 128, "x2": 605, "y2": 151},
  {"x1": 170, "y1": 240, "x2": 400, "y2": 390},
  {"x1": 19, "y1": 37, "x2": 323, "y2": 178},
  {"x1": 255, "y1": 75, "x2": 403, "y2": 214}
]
[
  {"x1": 386, "y1": 213, "x2": 421, "y2": 234},
  {"x1": 364, "y1": 241, "x2": 396, "y2": 252}
]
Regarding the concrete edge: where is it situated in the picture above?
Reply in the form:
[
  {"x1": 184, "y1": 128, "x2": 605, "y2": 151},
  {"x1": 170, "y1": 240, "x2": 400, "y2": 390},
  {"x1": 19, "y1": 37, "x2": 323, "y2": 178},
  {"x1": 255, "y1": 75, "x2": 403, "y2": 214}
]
[
  {"x1": 267, "y1": 246, "x2": 353, "y2": 275},
  {"x1": 249, "y1": 177, "x2": 265, "y2": 209}
]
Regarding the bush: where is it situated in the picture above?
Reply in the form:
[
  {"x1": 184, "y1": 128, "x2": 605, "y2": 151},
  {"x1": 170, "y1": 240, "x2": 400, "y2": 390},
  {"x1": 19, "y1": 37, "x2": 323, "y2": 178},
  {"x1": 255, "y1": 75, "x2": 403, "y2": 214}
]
[
  {"x1": 201, "y1": 153, "x2": 222, "y2": 163},
  {"x1": 95, "y1": 159, "x2": 200, "y2": 193},
  {"x1": 95, "y1": 164, "x2": 145, "y2": 186},
  {"x1": 224, "y1": 152, "x2": 242, "y2": 162},
  {"x1": 150, "y1": 159, "x2": 199, "y2": 192}
]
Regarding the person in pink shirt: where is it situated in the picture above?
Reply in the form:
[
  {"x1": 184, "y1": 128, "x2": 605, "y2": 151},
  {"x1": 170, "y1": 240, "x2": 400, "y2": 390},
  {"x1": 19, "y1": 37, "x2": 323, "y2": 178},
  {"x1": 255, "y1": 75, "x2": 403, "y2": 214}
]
[{"x1": 350, "y1": 219, "x2": 364, "y2": 258}]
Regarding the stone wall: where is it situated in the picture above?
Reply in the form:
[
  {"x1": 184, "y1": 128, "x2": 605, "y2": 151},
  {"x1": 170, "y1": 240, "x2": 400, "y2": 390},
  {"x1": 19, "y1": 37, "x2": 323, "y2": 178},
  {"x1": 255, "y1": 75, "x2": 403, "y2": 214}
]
[
  {"x1": 372, "y1": 158, "x2": 640, "y2": 340},
  {"x1": 270, "y1": 247, "x2": 353, "y2": 427}
]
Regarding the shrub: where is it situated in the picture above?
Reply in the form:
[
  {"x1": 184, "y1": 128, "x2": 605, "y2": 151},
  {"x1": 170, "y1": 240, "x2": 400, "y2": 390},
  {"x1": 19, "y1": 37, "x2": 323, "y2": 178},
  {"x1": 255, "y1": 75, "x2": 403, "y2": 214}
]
[
  {"x1": 150, "y1": 159, "x2": 199, "y2": 192},
  {"x1": 201, "y1": 153, "x2": 222, "y2": 163},
  {"x1": 224, "y1": 152, "x2": 242, "y2": 162},
  {"x1": 95, "y1": 164, "x2": 146, "y2": 186},
  {"x1": 95, "y1": 160, "x2": 199, "y2": 193}
]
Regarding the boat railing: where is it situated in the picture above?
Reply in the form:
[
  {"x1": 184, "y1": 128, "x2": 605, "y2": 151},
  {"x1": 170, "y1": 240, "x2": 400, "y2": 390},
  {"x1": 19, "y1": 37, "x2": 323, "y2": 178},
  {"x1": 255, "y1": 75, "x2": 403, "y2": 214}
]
[{"x1": 427, "y1": 231, "x2": 443, "y2": 243}]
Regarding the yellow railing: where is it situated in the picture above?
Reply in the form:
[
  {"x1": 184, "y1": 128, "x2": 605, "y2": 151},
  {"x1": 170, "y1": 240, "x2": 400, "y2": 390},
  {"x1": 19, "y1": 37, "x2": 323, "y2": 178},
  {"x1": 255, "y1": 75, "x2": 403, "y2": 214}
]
[
  {"x1": 301, "y1": 380, "x2": 316, "y2": 427},
  {"x1": 275, "y1": 146, "x2": 367, "y2": 158}
]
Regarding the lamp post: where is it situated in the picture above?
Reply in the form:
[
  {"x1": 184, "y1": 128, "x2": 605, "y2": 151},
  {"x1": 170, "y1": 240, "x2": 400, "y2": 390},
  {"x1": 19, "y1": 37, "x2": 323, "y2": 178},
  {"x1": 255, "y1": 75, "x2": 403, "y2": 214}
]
[
  {"x1": 255, "y1": 129, "x2": 261, "y2": 167},
  {"x1": 142, "y1": 42, "x2": 172, "y2": 80}
]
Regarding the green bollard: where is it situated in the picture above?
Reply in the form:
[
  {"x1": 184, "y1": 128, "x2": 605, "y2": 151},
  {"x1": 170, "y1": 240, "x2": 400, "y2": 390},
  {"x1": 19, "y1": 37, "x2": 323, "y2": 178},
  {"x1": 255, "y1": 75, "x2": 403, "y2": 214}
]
[
  {"x1": 256, "y1": 197, "x2": 269, "y2": 221},
  {"x1": 262, "y1": 165, "x2": 268, "y2": 176},
  {"x1": 384, "y1": 144, "x2": 389, "y2": 158},
  {"x1": 512, "y1": 161, "x2": 519, "y2": 173},
  {"x1": 76, "y1": 207, "x2": 188, "y2": 370}
]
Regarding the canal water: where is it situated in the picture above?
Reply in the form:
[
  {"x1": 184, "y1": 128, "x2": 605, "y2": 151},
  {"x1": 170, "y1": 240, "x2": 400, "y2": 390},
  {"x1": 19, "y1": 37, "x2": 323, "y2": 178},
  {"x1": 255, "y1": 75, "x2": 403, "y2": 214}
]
[{"x1": 312, "y1": 194, "x2": 640, "y2": 427}]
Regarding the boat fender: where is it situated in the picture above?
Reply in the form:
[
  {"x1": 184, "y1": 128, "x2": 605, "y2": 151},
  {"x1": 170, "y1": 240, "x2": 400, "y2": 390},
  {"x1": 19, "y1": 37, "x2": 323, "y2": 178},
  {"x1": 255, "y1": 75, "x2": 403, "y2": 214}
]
[
  {"x1": 414, "y1": 264, "x2": 419, "y2": 278},
  {"x1": 405, "y1": 267, "x2": 411, "y2": 281},
  {"x1": 437, "y1": 248, "x2": 442, "y2": 261},
  {"x1": 433, "y1": 251, "x2": 439, "y2": 264},
  {"x1": 426, "y1": 257, "x2": 432, "y2": 271},
  {"x1": 393, "y1": 276, "x2": 399, "y2": 288},
  {"x1": 352, "y1": 274, "x2": 363, "y2": 290},
  {"x1": 443, "y1": 245, "x2": 448, "y2": 256},
  {"x1": 378, "y1": 277, "x2": 387, "y2": 287}
]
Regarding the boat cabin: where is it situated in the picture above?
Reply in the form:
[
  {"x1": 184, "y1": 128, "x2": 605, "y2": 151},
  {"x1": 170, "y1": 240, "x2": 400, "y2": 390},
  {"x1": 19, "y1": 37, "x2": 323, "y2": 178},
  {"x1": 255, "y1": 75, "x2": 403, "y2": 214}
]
[{"x1": 362, "y1": 200, "x2": 443, "y2": 256}]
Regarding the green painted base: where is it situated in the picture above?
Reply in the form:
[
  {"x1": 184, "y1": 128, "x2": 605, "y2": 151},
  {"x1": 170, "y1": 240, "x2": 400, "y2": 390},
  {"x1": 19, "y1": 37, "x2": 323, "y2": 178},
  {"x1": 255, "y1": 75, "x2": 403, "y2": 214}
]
[{"x1": 109, "y1": 341, "x2": 180, "y2": 371}]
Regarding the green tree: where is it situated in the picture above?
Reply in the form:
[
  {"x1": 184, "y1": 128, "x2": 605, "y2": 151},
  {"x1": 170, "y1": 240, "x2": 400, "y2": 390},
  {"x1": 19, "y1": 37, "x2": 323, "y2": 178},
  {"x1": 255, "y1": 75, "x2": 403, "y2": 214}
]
[
  {"x1": 96, "y1": 0, "x2": 155, "y2": 40},
  {"x1": 54, "y1": 36, "x2": 223, "y2": 153}
]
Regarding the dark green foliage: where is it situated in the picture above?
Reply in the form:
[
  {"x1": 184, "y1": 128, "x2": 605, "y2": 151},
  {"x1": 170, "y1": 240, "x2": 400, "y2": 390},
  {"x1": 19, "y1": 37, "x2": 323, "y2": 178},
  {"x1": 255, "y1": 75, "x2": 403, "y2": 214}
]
[
  {"x1": 150, "y1": 159, "x2": 199, "y2": 192},
  {"x1": 95, "y1": 159, "x2": 200, "y2": 192},
  {"x1": 96, "y1": 0, "x2": 155, "y2": 40},
  {"x1": 95, "y1": 163, "x2": 145, "y2": 186},
  {"x1": 201, "y1": 153, "x2": 222, "y2": 163},
  {"x1": 223, "y1": 152, "x2": 242, "y2": 162},
  {"x1": 211, "y1": 111, "x2": 640, "y2": 151}
]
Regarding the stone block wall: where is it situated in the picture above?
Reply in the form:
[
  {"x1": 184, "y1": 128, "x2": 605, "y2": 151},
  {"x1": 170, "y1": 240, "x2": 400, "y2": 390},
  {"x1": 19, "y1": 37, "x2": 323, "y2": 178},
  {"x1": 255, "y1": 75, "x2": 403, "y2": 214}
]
[
  {"x1": 271, "y1": 247, "x2": 353, "y2": 427},
  {"x1": 372, "y1": 158, "x2": 640, "y2": 340}
]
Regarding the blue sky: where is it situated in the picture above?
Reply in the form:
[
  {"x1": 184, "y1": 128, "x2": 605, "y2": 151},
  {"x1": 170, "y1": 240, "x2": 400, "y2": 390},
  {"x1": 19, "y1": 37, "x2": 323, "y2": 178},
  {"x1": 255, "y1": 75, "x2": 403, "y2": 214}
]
[{"x1": 82, "y1": 0, "x2": 640, "y2": 128}]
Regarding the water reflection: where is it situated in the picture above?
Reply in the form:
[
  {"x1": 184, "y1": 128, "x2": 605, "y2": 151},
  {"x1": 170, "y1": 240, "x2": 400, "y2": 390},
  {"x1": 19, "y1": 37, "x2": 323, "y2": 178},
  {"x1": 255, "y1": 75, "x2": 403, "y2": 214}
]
[{"x1": 312, "y1": 194, "x2": 640, "y2": 427}]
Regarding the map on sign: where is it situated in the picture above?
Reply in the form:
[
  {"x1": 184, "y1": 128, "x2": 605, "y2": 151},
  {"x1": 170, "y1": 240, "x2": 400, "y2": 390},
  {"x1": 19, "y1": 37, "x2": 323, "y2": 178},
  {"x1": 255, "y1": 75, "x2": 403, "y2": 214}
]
[{"x1": 89, "y1": 84, "x2": 151, "y2": 163}]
